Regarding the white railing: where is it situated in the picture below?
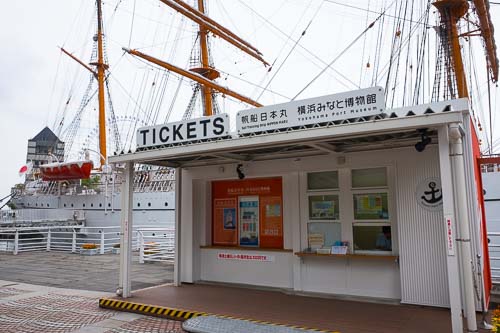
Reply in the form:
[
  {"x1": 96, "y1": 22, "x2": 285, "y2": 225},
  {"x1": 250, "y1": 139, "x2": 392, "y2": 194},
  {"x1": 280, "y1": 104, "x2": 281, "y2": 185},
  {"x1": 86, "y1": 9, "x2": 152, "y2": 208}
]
[
  {"x1": 488, "y1": 232, "x2": 500, "y2": 283},
  {"x1": 0, "y1": 209, "x2": 85, "y2": 223},
  {"x1": 0, "y1": 225, "x2": 175, "y2": 262},
  {"x1": 138, "y1": 228, "x2": 175, "y2": 263}
]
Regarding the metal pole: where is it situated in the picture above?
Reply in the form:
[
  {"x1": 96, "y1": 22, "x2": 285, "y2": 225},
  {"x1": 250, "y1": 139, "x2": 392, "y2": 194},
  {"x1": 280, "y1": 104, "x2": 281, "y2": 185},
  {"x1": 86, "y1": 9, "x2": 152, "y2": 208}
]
[
  {"x1": 72, "y1": 229, "x2": 76, "y2": 253},
  {"x1": 100, "y1": 230, "x2": 105, "y2": 255},
  {"x1": 139, "y1": 231, "x2": 144, "y2": 264},
  {"x1": 46, "y1": 228, "x2": 51, "y2": 252},
  {"x1": 438, "y1": 125, "x2": 464, "y2": 333},
  {"x1": 14, "y1": 230, "x2": 19, "y2": 255},
  {"x1": 118, "y1": 161, "x2": 134, "y2": 298},
  {"x1": 174, "y1": 167, "x2": 182, "y2": 286},
  {"x1": 449, "y1": 122, "x2": 477, "y2": 332}
]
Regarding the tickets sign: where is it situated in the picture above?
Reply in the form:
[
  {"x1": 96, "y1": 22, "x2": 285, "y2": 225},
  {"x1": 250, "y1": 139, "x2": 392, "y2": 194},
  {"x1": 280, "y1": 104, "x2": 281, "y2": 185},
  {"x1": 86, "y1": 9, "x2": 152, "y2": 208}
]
[
  {"x1": 236, "y1": 87, "x2": 385, "y2": 135},
  {"x1": 137, "y1": 114, "x2": 229, "y2": 148}
]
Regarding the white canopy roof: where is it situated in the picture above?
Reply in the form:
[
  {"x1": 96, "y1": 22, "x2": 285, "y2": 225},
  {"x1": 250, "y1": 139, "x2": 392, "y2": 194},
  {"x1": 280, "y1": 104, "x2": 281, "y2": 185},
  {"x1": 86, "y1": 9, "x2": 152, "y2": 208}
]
[{"x1": 109, "y1": 98, "x2": 469, "y2": 168}]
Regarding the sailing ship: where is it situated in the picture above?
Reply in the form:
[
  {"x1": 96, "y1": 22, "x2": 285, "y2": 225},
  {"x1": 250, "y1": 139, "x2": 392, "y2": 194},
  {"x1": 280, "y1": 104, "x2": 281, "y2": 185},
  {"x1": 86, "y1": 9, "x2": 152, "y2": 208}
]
[{"x1": 7, "y1": 0, "x2": 499, "y2": 232}]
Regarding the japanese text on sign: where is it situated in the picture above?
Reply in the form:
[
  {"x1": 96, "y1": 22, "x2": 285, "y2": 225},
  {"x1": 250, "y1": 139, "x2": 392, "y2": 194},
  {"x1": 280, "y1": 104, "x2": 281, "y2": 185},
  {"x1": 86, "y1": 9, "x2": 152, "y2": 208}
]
[
  {"x1": 237, "y1": 87, "x2": 385, "y2": 135},
  {"x1": 217, "y1": 252, "x2": 275, "y2": 262}
]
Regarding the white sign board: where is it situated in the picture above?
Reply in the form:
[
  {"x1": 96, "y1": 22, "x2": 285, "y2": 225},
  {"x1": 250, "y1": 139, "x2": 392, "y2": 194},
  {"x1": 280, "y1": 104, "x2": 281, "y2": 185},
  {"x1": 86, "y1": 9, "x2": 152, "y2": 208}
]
[
  {"x1": 136, "y1": 114, "x2": 229, "y2": 149},
  {"x1": 416, "y1": 177, "x2": 443, "y2": 212},
  {"x1": 444, "y1": 215, "x2": 455, "y2": 256},
  {"x1": 236, "y1": 87, "x2": 385, "y2": 135},
  {"x1": 217, "y1": 252, "x2": 275, "y2": 262}
]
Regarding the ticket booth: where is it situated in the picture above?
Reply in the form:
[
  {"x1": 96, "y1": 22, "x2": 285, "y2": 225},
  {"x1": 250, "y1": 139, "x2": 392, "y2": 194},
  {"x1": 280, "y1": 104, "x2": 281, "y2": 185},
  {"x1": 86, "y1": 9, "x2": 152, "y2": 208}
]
[{"x1": 111, "y1": 88, "x2": 490, "y2": 333}]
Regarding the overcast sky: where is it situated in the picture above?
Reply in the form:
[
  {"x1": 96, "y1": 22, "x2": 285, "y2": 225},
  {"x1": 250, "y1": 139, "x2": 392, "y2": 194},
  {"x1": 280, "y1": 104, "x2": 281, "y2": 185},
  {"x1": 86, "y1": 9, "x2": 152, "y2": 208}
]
[{"x1": 0, "y1": 0, "x2": 499, "y2": 205}]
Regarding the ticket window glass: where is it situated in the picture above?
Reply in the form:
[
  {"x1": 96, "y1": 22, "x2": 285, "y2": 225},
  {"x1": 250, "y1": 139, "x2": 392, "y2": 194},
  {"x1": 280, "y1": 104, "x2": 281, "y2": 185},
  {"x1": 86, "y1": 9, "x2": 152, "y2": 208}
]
[
  {"x1": 212, "y1": 178, "x2": 283, "y2": 249},
  {"x1": 306, "y1": 171, "x2": 341, "y2": 250},
  {"x1": 351, "y1": 167, "x2": 391, "y2": 254}
]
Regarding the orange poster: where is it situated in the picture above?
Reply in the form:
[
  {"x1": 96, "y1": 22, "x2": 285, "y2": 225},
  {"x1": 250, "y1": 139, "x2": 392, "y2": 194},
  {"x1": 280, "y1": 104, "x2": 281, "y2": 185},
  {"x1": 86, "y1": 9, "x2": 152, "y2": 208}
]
[
  {"x1": 260, "y1": 196, "x2": 283, "y2": 248},
  {"x1": 212, "y1": 177, "x2": 283, "y2": 249},
  {"x1": 213, "y1": 198, "x2": 237, "y2": 245}
]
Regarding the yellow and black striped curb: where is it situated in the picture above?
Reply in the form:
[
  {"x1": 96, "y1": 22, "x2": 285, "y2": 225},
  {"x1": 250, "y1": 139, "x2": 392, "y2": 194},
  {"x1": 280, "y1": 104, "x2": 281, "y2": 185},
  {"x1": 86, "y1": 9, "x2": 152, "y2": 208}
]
[
  {"x1": 99, "y1": 298, "x2": 339, "y2": 333},
  {"x1": 99, "y1": 298, "x2": 206, "y2": 320}
]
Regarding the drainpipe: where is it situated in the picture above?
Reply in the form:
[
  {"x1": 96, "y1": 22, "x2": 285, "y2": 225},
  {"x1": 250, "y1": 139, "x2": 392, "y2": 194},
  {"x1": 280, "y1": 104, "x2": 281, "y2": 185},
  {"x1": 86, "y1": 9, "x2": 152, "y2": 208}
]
[{"x1": 449, "y1": 122, "x2": 477, "y2": 332}]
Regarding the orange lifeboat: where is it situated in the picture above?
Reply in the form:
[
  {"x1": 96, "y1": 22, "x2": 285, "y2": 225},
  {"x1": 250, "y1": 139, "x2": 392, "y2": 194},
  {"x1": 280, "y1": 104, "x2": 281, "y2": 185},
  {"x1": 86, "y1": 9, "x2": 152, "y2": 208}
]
[{"x1": 40, "y1": 160, "x2": 94, "y2": 181}]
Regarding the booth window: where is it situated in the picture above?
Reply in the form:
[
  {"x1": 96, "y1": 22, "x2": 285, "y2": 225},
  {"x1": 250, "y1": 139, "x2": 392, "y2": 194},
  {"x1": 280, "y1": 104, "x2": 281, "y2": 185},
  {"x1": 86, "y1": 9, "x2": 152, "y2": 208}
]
[
  {"x1": 306, "y1": 171, "x2": 341, "y2": 249},
  {"x1": 351, "y1": 167, "x2": 391, "y2": 253}
]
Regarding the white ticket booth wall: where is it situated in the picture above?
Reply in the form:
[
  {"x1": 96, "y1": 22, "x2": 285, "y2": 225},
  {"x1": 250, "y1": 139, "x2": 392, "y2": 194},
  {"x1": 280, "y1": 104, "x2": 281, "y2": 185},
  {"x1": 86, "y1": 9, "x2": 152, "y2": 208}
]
[{"x1": 180, "y1": 145, "x2": 449, "y2": 306}]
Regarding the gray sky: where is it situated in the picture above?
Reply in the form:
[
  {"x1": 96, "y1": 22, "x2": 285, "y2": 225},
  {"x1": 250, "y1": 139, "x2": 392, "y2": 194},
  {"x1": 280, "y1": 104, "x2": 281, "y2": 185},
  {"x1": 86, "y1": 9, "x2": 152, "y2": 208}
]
[{"x1": 1, "y1": 0, "x2": 499, "y2": 203}]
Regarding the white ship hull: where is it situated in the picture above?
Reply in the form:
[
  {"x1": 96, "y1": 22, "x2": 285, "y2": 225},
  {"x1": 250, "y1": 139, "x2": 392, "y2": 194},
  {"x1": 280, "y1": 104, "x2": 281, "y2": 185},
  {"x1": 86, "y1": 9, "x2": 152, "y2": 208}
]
[{"x1": 11, "y1": 191, "x2": 175, "y2": 228}]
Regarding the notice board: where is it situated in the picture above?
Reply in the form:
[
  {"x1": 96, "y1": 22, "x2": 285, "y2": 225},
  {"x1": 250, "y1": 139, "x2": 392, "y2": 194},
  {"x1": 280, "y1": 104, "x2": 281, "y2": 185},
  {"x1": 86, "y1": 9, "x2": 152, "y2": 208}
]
[{"x1": 212, "y1": 177, "x2": 283, "y2": 249}]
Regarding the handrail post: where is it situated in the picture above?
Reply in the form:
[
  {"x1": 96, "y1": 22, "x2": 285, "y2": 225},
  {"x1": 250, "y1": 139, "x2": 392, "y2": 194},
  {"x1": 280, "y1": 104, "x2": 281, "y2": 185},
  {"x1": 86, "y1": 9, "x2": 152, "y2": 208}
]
[
  {"x1": 139, "y1": 231, "x2": 144, "y2": 264},
  {"x1": 100, "y1": 230, "x2": 105, "y2": 255},
  {"x1": 14, "y1": 229, "x2": 19, "y2": 255},
  {"x1": 72, "y1": 229, "x2": 77, "y2": 253},
  {"x1": 46, "y1": 228, "x2": 51, "y2": 252}
]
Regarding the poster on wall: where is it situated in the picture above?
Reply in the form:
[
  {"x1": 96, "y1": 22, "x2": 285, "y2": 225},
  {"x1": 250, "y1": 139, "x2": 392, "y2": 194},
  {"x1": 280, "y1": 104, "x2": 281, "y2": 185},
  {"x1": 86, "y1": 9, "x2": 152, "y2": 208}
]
[
  {"x1": 260, "y1": 196, "x2": 283, "y2": 248},
  {"x1": 212, "y1": 177, "x2": 283, "y2": 248},
  {"x1": 213, "y1": 198, "x2": 238, "y2": 245},
  {"x1": 239, "y1": 196, "x2": 259, "y2": 246},
  {"x1": 356, "y1": 194, "x2": 382, "y2": 216}
]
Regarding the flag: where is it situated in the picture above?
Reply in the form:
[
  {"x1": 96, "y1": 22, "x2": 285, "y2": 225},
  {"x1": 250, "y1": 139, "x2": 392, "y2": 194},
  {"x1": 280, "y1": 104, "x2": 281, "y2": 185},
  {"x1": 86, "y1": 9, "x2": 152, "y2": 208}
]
[{"x1": 19, "y1": 162, "x2": 33, "y2": 177}]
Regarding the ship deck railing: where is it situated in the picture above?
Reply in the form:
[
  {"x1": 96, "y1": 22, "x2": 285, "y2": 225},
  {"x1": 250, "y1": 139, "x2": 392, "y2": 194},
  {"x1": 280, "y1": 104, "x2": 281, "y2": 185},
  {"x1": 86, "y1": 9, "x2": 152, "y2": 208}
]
[{"x1": 0, "y1": 224, "x2": 174, "y2": 263}]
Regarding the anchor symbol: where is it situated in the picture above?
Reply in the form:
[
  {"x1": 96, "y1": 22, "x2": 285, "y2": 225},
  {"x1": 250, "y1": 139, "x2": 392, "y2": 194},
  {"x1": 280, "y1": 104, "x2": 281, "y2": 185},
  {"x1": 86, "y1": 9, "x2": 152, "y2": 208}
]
[{"x1": 422, "y1": 181, "x2": 442, "y2": 204}]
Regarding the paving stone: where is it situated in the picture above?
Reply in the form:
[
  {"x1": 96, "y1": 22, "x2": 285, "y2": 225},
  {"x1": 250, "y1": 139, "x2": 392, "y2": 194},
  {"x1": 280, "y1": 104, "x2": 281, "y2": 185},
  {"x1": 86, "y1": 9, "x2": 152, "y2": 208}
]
[{"x1": 0, "y1": 252, "x2": 173, "y2": 292}]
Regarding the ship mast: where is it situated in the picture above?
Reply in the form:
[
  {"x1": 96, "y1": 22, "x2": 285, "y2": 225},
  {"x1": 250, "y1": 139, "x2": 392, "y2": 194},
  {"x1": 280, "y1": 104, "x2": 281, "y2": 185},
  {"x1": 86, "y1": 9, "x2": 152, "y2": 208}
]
[
  {"x1": 433, "y1": 0, "x2": 469, "y2": 99},
  {"x1": 196, "y1": 0, "x2": 215, "y2": 117},
  {"x1": 92, "y1": 0, "x2": 108, "y2": 167},
  {"x1": 433, "y1": 0, "x2": 499, "y2": 99},
  {"x1": 124, "y1": 0, "x2": 266, "y2": 117},
  {"x1": 60, "y1": 0, "x2": 108, "y2": 167}
]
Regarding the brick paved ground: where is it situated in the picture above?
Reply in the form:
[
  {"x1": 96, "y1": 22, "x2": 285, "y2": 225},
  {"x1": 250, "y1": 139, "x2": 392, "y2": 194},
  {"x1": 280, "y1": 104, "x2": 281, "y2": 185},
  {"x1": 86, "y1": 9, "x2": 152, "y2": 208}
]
[
  {"x1": 0, "y1": 282, "x2": 186, "y2": 333},
  {"x1": 0, "y1": 251, "x2": 173, "y2": 292}
]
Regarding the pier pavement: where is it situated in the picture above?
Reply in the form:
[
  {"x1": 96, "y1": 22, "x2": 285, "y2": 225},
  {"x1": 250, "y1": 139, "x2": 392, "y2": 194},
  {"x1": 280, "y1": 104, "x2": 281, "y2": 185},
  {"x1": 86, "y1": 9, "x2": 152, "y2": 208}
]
[{"x1": 0, "y1": 251, "x2": 173, "y2": 292}]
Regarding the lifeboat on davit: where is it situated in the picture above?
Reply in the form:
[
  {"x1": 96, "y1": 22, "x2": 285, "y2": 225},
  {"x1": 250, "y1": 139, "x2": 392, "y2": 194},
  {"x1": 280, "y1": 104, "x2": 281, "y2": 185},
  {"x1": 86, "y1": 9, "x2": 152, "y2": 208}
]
[{"x1": 40, "y1": 160, "x2": 94, "y2": 181}]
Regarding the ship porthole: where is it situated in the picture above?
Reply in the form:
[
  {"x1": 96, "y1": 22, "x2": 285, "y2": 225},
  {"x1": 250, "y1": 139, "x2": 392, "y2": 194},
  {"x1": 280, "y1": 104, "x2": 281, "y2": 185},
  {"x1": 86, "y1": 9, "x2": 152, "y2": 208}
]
[
  {"x1": 137, "y1": 203, "x2": 141, "y2": 207},
  {"x1": 99, "y1": 203, "x2": 102, "y2": 207},
  {"x1": 164, "y1": 202, "x2": 168, "y2": 207},
  {"x1": 148, "y1": 202, "x2": 151, "y2": 207}
]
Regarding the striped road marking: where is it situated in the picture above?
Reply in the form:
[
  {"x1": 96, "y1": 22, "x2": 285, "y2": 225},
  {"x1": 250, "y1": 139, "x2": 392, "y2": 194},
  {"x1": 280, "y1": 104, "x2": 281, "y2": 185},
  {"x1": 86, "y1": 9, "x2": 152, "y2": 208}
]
[{"x1": 99, "y1": 298, "x2": 339, "y2": 332}]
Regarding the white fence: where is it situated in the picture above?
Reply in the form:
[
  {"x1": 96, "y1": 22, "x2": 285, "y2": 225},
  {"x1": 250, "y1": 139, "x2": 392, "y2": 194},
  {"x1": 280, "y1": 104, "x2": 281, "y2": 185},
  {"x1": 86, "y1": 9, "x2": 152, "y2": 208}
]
[
  {"x1": 137, "y1": 228, "x2": 175, "y2": 263},
  {"x1": 0, "y1": 225, "x2": 175, "y2": 263},
  {"x1": 488, "y1": 232, "x2": 500, "y2": 283},
  {"x1": 0, "y1": 209, "x2": 85, "y2": 223}
]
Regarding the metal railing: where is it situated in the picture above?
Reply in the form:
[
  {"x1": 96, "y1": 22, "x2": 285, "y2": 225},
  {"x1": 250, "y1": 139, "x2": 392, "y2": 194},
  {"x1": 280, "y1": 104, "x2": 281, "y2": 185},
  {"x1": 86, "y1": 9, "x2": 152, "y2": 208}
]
[
  {"x1": 0, "y1": 225, "x2": 175, "y2": 262},
  {"x1": 0, "y1": 209, "x2": 85, "y2": 223},
  {"x1": 138, "y1": 228, "x2": 175, "y2": 263},
  {"x1": 488, "y1": 232, "x2": 500, "y2": 283}
]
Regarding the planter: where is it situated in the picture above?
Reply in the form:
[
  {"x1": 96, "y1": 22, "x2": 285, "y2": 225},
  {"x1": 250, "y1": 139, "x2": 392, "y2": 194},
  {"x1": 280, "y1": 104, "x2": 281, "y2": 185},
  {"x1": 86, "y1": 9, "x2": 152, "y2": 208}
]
[{"x1": 80, "y1": 248, "x2": 98, "y2": 256}]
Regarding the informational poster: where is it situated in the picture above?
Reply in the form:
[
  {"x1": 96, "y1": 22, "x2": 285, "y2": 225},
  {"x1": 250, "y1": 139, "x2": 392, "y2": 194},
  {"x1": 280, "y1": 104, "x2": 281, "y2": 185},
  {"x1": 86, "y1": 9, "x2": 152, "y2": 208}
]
[
  {"x1": 239, "y1": 196, "x2": 259, "y2": 246},
  {"x1": 357, "y1": 195, "x2": 382, "y2": 214},
  {"x1": 212, "y1": 177, "x2": 283, "y2": 248},
  {"x1": 213, "y1": 198, "x2": 237, "y2": 245},
  {"x1": 260, "y1": 196, "x2": 283, "y2": 248}
]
